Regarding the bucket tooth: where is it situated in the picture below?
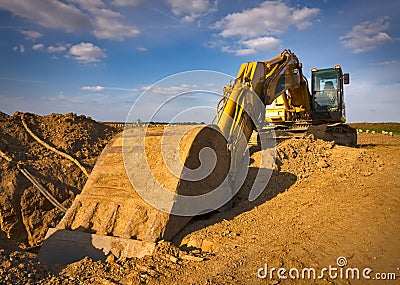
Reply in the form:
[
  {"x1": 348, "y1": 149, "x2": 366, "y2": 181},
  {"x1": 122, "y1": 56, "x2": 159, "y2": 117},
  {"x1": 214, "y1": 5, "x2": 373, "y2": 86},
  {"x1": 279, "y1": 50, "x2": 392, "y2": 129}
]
[
  {"x1": 121, "y1": 205, "x2": 148, "y2": 239},
  {"x1": 56, "y1": 200, "x2": 81, "y2": 230},
  {"x1": 96, "y1": 204, "x2": 119, "y2": 236},
  {"x1": 78, "y1": 201, "x2": 98, "y2": 231},
  {"x1": 144, "y1": 212, "x2": 162, "y2": 241}
]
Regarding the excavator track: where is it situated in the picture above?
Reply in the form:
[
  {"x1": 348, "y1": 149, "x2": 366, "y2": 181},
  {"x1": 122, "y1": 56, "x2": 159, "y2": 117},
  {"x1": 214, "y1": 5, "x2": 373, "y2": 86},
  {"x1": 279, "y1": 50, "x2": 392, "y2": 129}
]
[
  {"x1": 252, "y1": 122, "x2": 357, "y2": 146},
  {"x1": 306, "y1": 123, "x2": 357, "y2": 147}
]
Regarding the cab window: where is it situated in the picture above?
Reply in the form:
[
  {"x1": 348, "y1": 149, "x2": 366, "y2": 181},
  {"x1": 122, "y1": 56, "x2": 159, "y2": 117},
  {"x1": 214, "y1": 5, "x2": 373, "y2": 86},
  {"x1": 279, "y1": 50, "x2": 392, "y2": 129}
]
[{"x1": 313, "y1": 70, "x2": 339, "y2": 112}]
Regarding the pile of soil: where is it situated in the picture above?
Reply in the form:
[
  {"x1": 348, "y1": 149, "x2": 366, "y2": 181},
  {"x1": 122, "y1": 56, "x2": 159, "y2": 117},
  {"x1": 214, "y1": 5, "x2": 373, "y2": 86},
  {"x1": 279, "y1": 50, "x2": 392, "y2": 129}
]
[
  {"x1": 275, "y1": 135, "x2": 334, "y2": 179},
  {"x1": 0, "y1": 232, "x2": 201, "y2": 285},
  {"x1": 49, "y1": 241, "x2": 208, "y2": 285},
  {"x1": 0, "y1": 245, "x2": 54, "y2": 284},
  {"x1": 0, "y1": 111, "x2": 117, "y2": 247}
]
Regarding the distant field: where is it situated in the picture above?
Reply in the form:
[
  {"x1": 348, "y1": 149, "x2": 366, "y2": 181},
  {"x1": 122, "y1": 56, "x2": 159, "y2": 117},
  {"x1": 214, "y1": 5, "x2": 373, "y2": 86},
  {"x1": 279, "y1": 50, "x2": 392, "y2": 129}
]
[{"x1": 349, "y1": 122, "x2": 400, "y2": 134}]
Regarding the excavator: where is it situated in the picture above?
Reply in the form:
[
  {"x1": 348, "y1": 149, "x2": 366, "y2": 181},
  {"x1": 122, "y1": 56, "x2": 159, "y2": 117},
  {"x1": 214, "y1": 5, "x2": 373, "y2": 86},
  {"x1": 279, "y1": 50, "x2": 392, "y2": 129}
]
[
  {"x1": 38, "y1": 50, "x2": 356, "y2": 264},
  {"x1": 264, "y1": 59, "x2": 356, "y2": 145}
]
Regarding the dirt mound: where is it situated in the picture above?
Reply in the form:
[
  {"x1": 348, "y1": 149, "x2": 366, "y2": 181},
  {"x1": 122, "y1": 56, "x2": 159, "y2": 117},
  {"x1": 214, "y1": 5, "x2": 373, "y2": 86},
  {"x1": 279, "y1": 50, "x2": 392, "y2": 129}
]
[
  {"x1": 53, "y1": 241, "x2": 201, "y2": 284},
  {"x1": 0, "y1": 228, "x2": 55, "y2": 284},
  {"x1": 0, "y1": 111, "x2": 117, "y2": 247},
  {"x1": 0, "y1": 247, "x2": 55, "y2": 284},
  {"x1": 276, "y1": 135, "x2": 335, "y2": 179}
]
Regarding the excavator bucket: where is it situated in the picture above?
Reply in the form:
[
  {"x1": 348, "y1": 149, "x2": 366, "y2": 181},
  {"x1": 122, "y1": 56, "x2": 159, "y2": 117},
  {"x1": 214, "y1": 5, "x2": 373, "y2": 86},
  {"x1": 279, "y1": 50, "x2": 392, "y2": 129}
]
[{"x1": 38, "y1": 125, "x2": 231, "y2": 265}]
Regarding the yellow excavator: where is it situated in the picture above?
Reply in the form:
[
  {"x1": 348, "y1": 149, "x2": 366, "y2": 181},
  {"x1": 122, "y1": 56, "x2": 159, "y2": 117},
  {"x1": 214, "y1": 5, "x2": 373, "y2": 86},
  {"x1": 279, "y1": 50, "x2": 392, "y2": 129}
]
[
  {"x1": 38, "y1": 50, "x2": 356, "y2": 264},
  {"x1": 264, "y1": 57, "x2": 357, "y2": 145}
]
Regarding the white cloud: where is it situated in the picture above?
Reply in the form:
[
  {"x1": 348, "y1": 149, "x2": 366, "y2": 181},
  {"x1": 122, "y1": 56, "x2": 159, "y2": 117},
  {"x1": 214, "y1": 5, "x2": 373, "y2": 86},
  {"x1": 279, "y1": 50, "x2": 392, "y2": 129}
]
[
  {"x1": 68, "y1": 42, "x2": 106, "y2": 63},
  {"x1": 141, "y1": 84, "x2": 196, "y2": 95},
  {"x1": 137, "y1": 47, "x2": 147, "y2": 52},
  {"x1": 243, "y1": 36, "x2": 281, "y2": 52},
  {"x1": 68, "y1": 0, "x2": 104, "y2": 10},
  {"x1": 168, "y1": 0, "x2": 212, "y2": 15},
  {"x1": 33, "y1": 42, "x2": 106, "y2": 63},
  {"x1": 167, "y1": 0, "x2": 217, "y2": 23},
  {"x1": 212, "y1": 1, "x2": 318, "y2": 55},
  {"x1": 20, "y1": 30, "x2": 42, "y2": 40},
  {"x1": 220, "y1": 36, "x2": 281, "y2": 56},
  {"x1": 221, "y1": 46, "x2": 253, "y2": 56},
  {"x1": 340, "y1": 17, "x2": 391, "y2": 54},
  {"x1": 32, "y1": 43, "x2": 44, "y2": 50},
  {"x1": 90, "y1": 8, "x2": 140, "y2": 40},
  {"x1": 81, "y1": 85, "x2": 106, "y2": 91},
  {"x1": 181, "y1": 14, "x2": 198, "y2": 24},
  {"x1": 214, "y1": 1, "x2": 319, "y2": 38},
  {"x1": 65, "y1": 0, "x2": 140, "y2": 40},
  {"x1": 0, "y1": 0, "x2": 139, "y2": 41},
  {"x1": 377, "y1": 60, "x2": 400, "y2": 66},
  {"x1": 13, "y1": 45, "x2": 25, "y2": 53},
  {"x1": 48, "y1": 44, "x2": 68, "y2": 53},
  {"x1": 0, "y1": 0, "x2": 92, "y2": 31},
  {"x1": 111, "y1": 0, "x2": 143, "y2": 6}
]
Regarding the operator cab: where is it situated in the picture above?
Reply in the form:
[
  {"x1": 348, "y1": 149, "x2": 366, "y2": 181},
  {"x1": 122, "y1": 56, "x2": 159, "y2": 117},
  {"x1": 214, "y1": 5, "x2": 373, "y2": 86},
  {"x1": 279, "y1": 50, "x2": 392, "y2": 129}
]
[{"x1": 311, "y1": 65, "x2": 349, "y2": 122}]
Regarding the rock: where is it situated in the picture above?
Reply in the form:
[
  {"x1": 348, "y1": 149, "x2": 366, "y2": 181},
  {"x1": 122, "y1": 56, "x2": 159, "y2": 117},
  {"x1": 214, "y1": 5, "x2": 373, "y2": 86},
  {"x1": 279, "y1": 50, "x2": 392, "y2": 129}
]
[
  {"x1": 187, "y1": 237, "x2": 202, "y2": 248},
  {"x1": 201, "y1": 239, "x2": 214, "y2": 252},
  {"x1": 136, "y1": 264, "x2": 159, "y2": 277},
  {"x1": 106, "y1": 253, "x2": 115, "y2": 264},
  {"x1": 180, "y1": 254, "x2": 204, "y2": 262},
  {"x1": 169, "y1": 255, "x2": 179, "y2": 263},
  {"x1": 316, "y1": 160, "x2": 329, "y2": 169},
  {"x1": 180, "y1": 236, "x2": 190, "y2": 247}
]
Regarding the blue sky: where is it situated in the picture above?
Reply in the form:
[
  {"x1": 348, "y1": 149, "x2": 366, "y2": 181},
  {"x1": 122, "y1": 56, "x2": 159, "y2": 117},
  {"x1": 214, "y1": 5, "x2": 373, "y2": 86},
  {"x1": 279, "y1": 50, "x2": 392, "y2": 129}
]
[{"x1": 0, "y1": 0, "x2": 399, "y2": 123}]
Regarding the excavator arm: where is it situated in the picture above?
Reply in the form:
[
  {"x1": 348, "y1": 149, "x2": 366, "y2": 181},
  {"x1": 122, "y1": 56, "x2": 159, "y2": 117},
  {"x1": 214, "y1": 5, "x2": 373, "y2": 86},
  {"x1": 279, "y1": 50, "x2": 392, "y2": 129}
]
[{"x1": 216, "y1": 49, "x2": 312, "y2": 170}]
